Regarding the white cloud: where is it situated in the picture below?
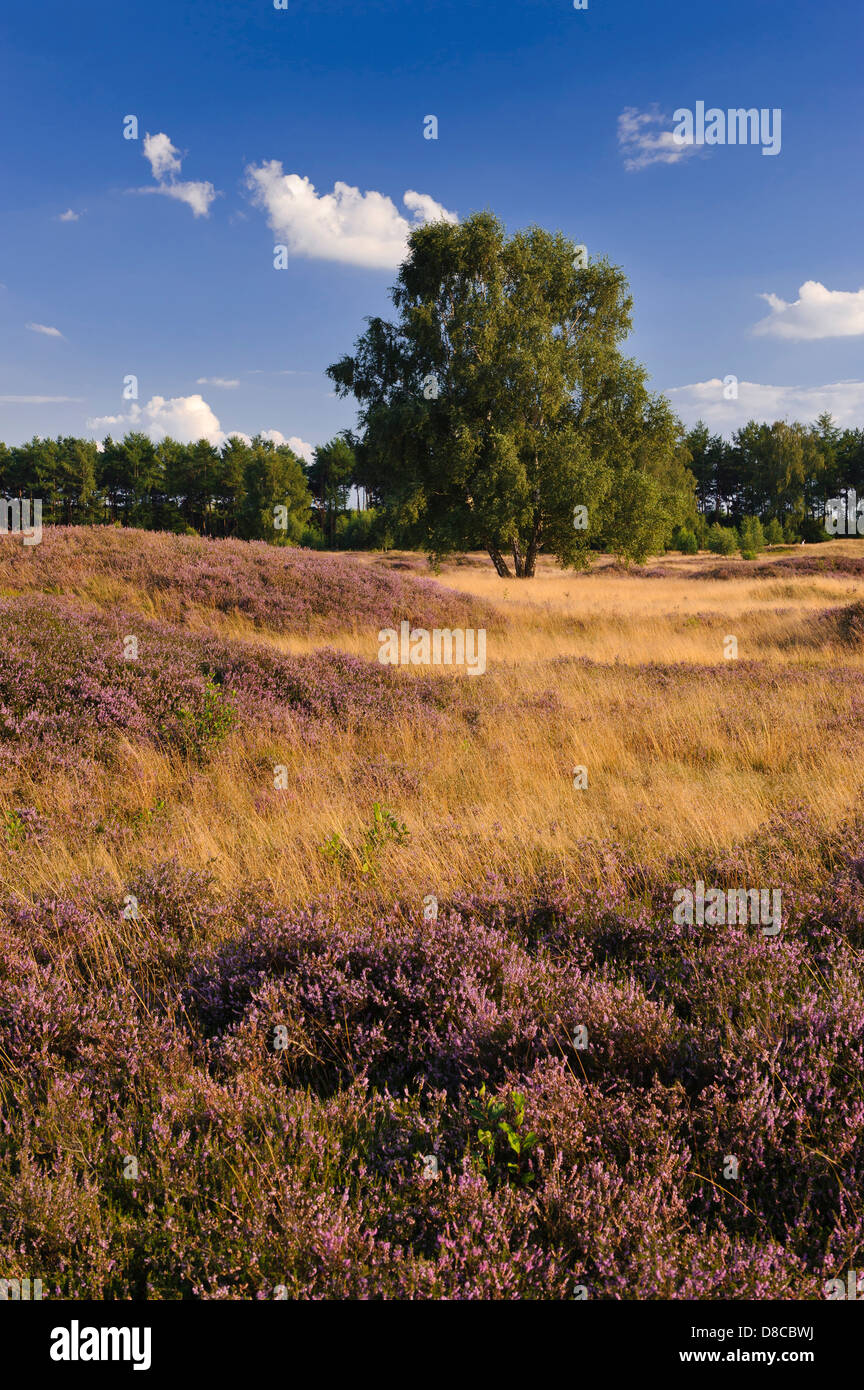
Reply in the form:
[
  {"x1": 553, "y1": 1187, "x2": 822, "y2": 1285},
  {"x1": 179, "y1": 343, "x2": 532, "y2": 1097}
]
[
  {"x1": 666, "y1": 377, "x2": 864, "y2": 434},
  {"x1": 753, "y1": 281, "x2": 864, "y2": 340},
  {"x1": 259, "y1": 430, "x2": 314, "y2": 462},
  {"x1": 196, "y1": 377, "x2": 240, "y2": 388},
  {"x1": 147, "y1": 180, "x2": 217, "y2": 218},
  {"x1": 245, "y1": 162, "x2": 458, "y2": 268},
  {"x1": 85, "y1": 392, "x2": 311, "y2": 454},
  {"x1": 143, "y1": 132, "x2": 183, "y2": 181},
  {"x1": 88, "y1": 394, "x2": 222, "y2": 443},
  {"x1": 402, "y1": 190, "x2": 456, "y2": 224},
  {"x1": 58, "y1": 209, "x2": 80, "y2": 222},
  {"x1": 134, "y1": 131, "x2": 218, "y2": 219},
  {"x1": 617, "y1": 106, "x2": 703, "y2": 171},
  {"x1": 26, "y1": 322, "x2": 64, "y2": 338},
  {"x1": 0, "y1": 394, "x2": 82, "y2": 403}
]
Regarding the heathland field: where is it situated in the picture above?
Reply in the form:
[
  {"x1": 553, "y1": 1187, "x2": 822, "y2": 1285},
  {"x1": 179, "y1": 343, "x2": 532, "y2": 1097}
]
[{"x1": 3, "y1": 526, "x2": 864, "y2": 1298}]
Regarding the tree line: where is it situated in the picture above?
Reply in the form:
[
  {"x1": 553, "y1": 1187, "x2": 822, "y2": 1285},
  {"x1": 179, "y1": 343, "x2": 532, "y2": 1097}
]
[
  {"x1": 684, "y1": 414, "x2": 864, "y2": 540},
  {"x1": 4, "y1": 411, "x2": 859, "y2": 562},
  {"x1": 0, "y1": 432, "x2": 369, "y2": 547}
]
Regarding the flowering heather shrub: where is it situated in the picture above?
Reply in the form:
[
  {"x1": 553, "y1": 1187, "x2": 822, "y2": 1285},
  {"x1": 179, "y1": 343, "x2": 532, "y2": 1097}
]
[
  {"x1": 831, "y1": 600, "x2": 864, "y2": 645},
  {"x1": 595, "y1": 551, "x2": 864, "y2": 582},
  {"x1": 686, "y1": 553, "x2": 864, "y2": 581},
  {"x1": 0, "y1": 526, "x2": 491, "y2": 635},
  {"x1": 1, "y1": 845, "x2": 864, "y2": 1299},
  {"x1": 0, "y1": 594, "x2": 459, "y2": 769},
  {"x1": 184, "y1": 905, "x2": 680, "y2": 1092}
]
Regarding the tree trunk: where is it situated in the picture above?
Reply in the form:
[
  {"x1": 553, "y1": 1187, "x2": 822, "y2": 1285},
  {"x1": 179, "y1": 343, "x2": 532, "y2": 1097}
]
[
  {"x1": 522, "y1": 514, "x2": 543, "y2": 578},
  {"x1": 487, "y1": 545, "x2": 512, "y2": 577},
  {"x1": 511, "y1": 537, "x2": 525, "y2": 577}
]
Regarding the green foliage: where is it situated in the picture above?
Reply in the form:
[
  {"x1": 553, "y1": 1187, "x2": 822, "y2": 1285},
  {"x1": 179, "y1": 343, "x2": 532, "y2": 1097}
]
[
  {"x1": 4, "y1": 407, "x2": 862, "y2": 556},
  {"x1": 320, "y1": 802, "x2": 410, "y2": 879},
  {"x1": 683, "y1": 413, "x2": 864, "y2": 537},
  {"x1": 333, "y1": 507, "x2": 396, "y2": 551},
  {"x1": 173, "y1": 676, "x2": 235, "y2": 760},
  {"x1": 468, "y1": 1084, "x2": 538, "y2": 1189},
  {"x1": 130, "y1": 798, "x2": 168, "y2": 828},
  {"x1": 236, "y1": 435, "x2": 313, "y2": 542},
  {"x1": 764, "y1": 517, "x2": 785, "y2": 546},
  {"x1": 307, "y1": 436, "x2": 356, "y2": 545},
  {"x1": 669, "y1": 525, "x2": 698, "y2": 554},
  {"x1": 328, "y1": 211, "x2": 691, "y2": 576},
  {"x1": 2, "y1": 809, "x2": 27, "y2": 846},
  {"x1": 0, "y1": 431, "x2": 314, "y2": 543},
  {"x1": 797, "y1": 515, "x2": 832, "y2": 543},
  {"x1": 738, "y1": 515, "x2": 765, "y2": 557},
  {"x1": 706, "y1": 522, "x2": 739, "y2": 556}
]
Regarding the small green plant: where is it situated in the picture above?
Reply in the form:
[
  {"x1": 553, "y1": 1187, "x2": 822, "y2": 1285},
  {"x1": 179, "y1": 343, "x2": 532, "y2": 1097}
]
[
  {"x1": 174, "y1": 675, "x2": 235, "y2": 759},
  {"x1": 3, "y1": 809, "x2": 26, "y2": 846},
  {"x1": 130, "y1": 797, "x2": 168, "y2": 828},
  {"x1": 321, "y1": 831, "x2": 349, "y2": 867},
  {"x1": 468, "y1": 1084, "x2": 538, "y2": 1189},
  {"x1": 319, "y1": 802, "x2": 410, "y2": 878}
]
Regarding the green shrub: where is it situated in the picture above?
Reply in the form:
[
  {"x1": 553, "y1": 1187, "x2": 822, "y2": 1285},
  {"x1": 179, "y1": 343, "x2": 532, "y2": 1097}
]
[
  {"x1": 669, "y1": 526, "x2": 698, "y2": 554},
  {"x1": 706, "y1": 523, "x2": 739, "y2": 556},
  {"x1": 468, "y1": 1084, "x2": 538, "y2": 1190},
  {"x1": 320, "y1": 802, "x2": 410, "y2": 879},
  {"x1": 738, "y1": 516, "x2": 765, "y2": 556},
  {"x1": 3, "y1": 809, "x2": 27, "y2": 846},
  {"x1": 174, "y1": 675, "x2": 235, "y2": 760},
  {"x1": 296, "y1": 525, "x2": 327, "y2": 550},
  {"x1": 798, "y1": 515, "x2": 832, "y2": 543}
]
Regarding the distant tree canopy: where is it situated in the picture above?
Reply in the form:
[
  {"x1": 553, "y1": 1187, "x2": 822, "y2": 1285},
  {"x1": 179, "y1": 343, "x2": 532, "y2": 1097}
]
[
  {"x1": 327, "y1": 210, "x2": 695, "y2": 576},
  {"x1": 684, "y1": 412, "x2": 864, "y2": 530},
  {"x1": 307, "y1": 436, "x2": 356, "y2": 545},
  {"x1": 3, "y1": 411, "x2": 862, "y2": 556},
  {"x1": 0, "y1": 433, "x2": 315, "y2": 542}
]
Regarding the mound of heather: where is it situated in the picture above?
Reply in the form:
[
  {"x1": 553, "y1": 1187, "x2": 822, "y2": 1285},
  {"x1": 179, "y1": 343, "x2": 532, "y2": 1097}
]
[
  {"x1": 829, "y1": 599, "x2": 864, "y2": 645},
  {"x1": 2, "y1": 843, "x2": 864, "y2": 1299},
  {"x1": 662, "y1": 550, "x2": 864, "y2": 581},
  {"x1": 0, "y1": 526, "x2": 490, "y2": 635},
  {"x1": 0, "y1": 593, "x2": 456, "y2": 769},
  {"x1": 592, "y1": 548, "x2": 864, "y2": 581}
]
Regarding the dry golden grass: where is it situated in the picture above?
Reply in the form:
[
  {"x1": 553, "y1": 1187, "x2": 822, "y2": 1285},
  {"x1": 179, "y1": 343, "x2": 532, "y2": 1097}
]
[{"x1": 6, "y1": 539, "x2": 864, "y2": 909}]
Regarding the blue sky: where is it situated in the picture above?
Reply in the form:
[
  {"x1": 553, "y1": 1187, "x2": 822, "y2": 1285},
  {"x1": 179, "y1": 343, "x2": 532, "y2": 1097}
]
[{"x1": 1, "y1": 0, "x2": 862, "y2": 453}]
